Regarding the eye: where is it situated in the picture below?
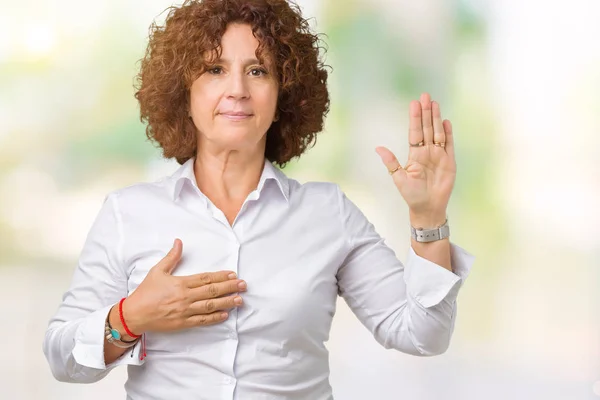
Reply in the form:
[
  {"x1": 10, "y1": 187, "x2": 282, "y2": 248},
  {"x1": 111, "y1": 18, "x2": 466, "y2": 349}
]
[
  {"x1": 207, "y1": 66, "x2": 223, "y2": 75},
  {"x1": 250, "y1": 68, "x2": 268, "y2": 77}
]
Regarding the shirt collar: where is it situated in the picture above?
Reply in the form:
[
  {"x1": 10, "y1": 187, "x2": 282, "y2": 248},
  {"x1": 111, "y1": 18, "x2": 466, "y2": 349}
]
[{"x1": 170, "y1": 156, "x2": 289, "y2": 203}]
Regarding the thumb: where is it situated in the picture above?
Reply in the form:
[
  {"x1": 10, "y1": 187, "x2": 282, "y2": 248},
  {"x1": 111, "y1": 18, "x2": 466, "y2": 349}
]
[
  {"x1": 156, "y1": 238, "x2": 183, "y2": 275},
  {"x1": 375, "y1": 146, "x2": 407, "y2": 185}
]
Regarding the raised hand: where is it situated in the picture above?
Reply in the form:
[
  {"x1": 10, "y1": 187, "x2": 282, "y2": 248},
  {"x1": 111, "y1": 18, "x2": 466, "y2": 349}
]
[{"x1": 376, "y1": 92, "x2": 456, "y2": 227}]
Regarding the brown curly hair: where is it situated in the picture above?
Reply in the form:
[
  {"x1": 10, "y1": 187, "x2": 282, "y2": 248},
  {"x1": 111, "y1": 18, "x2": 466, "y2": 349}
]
[{"x1": 133, "y1": 0, "x2": 330, "y2": 166}]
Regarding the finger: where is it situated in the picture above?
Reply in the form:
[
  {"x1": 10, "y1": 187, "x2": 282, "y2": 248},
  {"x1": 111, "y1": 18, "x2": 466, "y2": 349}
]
[
  {"x1": 184, "y1": 311, "x2": 229, "y2": 328},
  {"x1": 190, "y1": 279, "x2": 247, "y2": 301},
  {"x1": 408, "y1": 100, "x2": 423, "y2": 147},
  {"x1": 183, "y1": 270, "x2": 238, "y2": 289},
  {"x1": 432, "y1": 101, "x2": 446, "y2": 150},
  {"x1": 155, "y1": 238, "x2": 183, "y2": 274},
  {"x1": 375, "y1": 146, "x2": 407, "y2": 185},
  {"x1": 443, "y1": 119, "x2": 455, "y2": 161},
  {"x1": 187, "y1": 295, "x2": 243, "y2": 316},
  {"x1": 420, "y1": 93, "x2": 433, "y2": 144}
]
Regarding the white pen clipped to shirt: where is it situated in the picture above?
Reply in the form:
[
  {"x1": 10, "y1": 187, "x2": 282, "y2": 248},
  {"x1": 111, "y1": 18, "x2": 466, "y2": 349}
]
[{"x1": 43, "y1": 157, "x2": 475, "y2": 400}]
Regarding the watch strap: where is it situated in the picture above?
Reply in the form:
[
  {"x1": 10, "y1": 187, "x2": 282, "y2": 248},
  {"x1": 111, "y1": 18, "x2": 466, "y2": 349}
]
[{"x1": 410, "y1": 217, "x2": 450, "y2": 243}]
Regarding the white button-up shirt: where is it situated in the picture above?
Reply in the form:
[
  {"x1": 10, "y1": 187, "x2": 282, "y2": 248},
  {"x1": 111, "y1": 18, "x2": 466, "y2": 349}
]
[{"x1": 43, "y1": 157, "x2": 475, "y2": 400}]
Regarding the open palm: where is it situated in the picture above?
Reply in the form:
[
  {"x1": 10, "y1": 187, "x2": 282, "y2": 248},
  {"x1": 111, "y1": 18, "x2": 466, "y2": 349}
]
[{"x1": 376, "y1": 93, "x2": 456, "y2": 220}]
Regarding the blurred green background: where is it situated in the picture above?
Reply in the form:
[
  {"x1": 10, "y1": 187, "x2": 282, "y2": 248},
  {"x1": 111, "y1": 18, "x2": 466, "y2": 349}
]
[{"x1": 1, "y1": 0, "x2": 599, "y2": 399}]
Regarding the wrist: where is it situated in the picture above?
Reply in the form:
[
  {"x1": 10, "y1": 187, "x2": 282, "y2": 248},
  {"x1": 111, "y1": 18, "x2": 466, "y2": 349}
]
[
  {"x1": 120, "y1": 298, "x2": 144, "y2": 338},
  {"x1": 409, "y1": 211, "x2": 447, "y2": 229},
  {"x1": 108, "y1": 305, "x2": 135, "y2": 342},
  {"x1": 109, "y1": 299, "x2": 144, "y2": 341}
]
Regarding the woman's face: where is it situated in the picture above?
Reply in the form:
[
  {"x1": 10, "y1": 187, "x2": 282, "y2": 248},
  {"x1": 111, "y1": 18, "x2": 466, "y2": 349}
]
[{"x1": 189, "y1": 23, "x2": 279, "y2": 154}]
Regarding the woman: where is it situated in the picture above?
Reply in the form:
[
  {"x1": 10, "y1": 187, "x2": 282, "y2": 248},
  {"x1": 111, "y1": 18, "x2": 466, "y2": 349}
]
[{"x1": 43, "y1": 0, "x2": 474, "y2": 399}]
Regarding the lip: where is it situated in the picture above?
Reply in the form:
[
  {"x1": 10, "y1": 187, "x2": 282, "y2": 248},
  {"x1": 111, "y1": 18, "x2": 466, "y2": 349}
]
[{"x1": 219, "y1": 112, "x2": 253, "y2": 121}]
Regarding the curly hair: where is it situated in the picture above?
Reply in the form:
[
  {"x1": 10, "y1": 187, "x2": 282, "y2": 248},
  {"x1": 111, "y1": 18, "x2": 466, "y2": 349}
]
[{"x1": 133, "y1": 0, "x2": 331, "y2": 166}]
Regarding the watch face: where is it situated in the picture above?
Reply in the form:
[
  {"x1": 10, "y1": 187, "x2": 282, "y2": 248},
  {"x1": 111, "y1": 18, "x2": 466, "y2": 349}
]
[{"x1": 110, "y1": 328, "x2": 122, "y2": 340}]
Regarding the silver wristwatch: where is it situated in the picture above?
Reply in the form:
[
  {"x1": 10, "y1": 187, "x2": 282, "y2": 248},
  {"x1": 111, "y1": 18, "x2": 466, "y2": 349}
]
[{"x1": 410, "y1": 217, "x2": 450, "y2": 243}]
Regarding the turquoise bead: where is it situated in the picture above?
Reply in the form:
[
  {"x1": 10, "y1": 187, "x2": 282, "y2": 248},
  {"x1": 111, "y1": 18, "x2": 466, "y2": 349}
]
[{"x1": 110, "y1": 328, "x2": 121, "y2": 340}]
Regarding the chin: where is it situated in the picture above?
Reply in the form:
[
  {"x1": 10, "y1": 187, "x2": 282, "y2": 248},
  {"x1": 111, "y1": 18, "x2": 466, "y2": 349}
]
[{"x1": 212, "y1": 130, "x2": 266, "y2": 151}]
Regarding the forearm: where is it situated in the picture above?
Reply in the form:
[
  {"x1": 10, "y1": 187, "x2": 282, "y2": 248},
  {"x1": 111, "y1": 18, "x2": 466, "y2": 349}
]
[
  {"x1": 44, "y1": 305, "x2": 118, "y2": 383},
  {"x1": 409, "y1": 211, "x2": 452, "y2": 272},
  {"x1": 103, "y1": 339, "x2": 128, "y2": 365},
  {"x1": 104, "y1": 304, "x2": 135, "y2": 364},
  {"x1": 104, "y1": 302, "x2": 143, "y2": 364},
  {"x1": 377, "y1": 291, "x2": 456, "y2": 356},
  {"x1": 411, "y1": 237, "x2": 452, "y2": 272}
]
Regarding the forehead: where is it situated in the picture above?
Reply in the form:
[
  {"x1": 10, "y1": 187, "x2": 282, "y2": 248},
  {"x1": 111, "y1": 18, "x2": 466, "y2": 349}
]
[
  {"x1": 221, "y1": 23, "x2": 258, "y2": 48},
  {"x1": 205, "y1": 23, "x2": 274, "y2": 65}
]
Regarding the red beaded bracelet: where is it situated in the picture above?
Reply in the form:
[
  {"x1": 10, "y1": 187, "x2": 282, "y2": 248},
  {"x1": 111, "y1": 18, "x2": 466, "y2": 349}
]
[{"x1": 119, "y1": 298, "x2": 141, "y2": 339}]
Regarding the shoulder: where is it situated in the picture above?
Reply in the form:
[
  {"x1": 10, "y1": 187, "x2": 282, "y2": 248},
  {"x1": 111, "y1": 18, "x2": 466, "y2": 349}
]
[
  {"x1": 287, "y1": 178, "x2": 342, "y2": 204},
  {"x1": 285, "y1": 179, "x2": 360, "y2": 222},
  {"x1": 286, "y1": 179, "x2": 373, "y2": 244},
  {"x1": 104, "y1": 176, "x2": 173, "y2": 210}
]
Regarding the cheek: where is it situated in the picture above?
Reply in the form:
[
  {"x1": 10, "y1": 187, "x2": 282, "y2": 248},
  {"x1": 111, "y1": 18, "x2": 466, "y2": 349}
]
[
  {"x1": 256, "y1": 88, "x2": 279, "y2": 114},
  {"x1": 191, "y1": 90, "x2": 220, "y2": 120}
]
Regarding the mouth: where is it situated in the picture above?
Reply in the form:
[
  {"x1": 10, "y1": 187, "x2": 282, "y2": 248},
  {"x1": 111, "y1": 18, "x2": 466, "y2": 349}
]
[{"x1": 219, "y1": 112, "x2": 253, "y2": 121}]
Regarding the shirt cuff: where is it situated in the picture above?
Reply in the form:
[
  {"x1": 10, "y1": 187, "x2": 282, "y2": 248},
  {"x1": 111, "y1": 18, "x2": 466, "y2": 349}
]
[
  {"x1": 404, "y1": 241, "x2": 475, "y2": 308},
  {"x1": 72, "y1": 304, "x2": 144, "y2": 370}
]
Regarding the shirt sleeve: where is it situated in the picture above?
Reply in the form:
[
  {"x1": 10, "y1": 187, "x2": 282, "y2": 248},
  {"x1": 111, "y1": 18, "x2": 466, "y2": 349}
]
[
  {"x1": 42, "y1": 192, "x2": 144, "y2": 383},
  {"x1": 335, "y1": 186, "x2": 475, "y2": 356}
]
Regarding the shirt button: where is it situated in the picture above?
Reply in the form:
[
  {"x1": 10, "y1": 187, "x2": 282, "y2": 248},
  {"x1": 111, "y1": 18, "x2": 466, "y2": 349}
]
[
  {"x1": 224, "y1": 377, "x2": 234, "y2": 384},
  {"x1": 229, "y1": 331, "x2": 237, "y2": 339}
]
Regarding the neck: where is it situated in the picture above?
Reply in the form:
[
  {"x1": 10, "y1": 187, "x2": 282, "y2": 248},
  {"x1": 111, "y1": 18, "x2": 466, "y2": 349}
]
[{"x1": 193, "y1": 143, "x2": 266, "y2": 205}]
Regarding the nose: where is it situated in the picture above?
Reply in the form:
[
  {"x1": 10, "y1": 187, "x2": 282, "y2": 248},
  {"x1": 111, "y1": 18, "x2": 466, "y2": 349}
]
[{"x1": 225, "y1": 70, "x2": 250, "y2": 100}]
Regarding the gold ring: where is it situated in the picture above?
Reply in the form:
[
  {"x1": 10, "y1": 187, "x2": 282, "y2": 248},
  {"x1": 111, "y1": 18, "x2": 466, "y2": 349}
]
[
  {"x1": 388, "y1": 165, "x2": 403, "y2": 175},
  {"x1": 434, "y1": 141, "x2": 446, "y2": 148},
  {"x1": 409, "y1": 140, "x2": 424, "y2": 147}
]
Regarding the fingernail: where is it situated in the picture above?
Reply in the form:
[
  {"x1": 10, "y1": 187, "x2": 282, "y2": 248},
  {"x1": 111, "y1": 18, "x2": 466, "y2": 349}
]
[
  {"x1": 221, "y1": 312, "x2": 228, "y2": 319},
  {"x1": 233, "y1": 296, "x2": 243, "y2": 305},
  {"x1": 228, "y1": 273, "x2": 237, "y2": 279},
  {"x1": 238, "y1": 281, "x2": 247, "y2": 290}
]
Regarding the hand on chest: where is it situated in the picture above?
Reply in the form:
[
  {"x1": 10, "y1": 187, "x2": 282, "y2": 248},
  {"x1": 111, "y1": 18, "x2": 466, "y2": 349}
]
[{"x1": 124, "y1": 214, "x2": 345, "y2": 351}]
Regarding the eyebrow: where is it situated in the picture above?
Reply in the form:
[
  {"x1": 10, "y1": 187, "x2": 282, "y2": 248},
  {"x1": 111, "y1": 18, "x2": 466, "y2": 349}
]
[{"x1": 209, "y1": 58, "x2": 263, "y2": 66}]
